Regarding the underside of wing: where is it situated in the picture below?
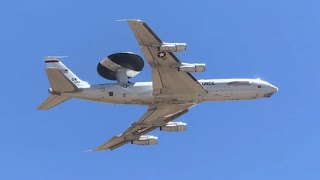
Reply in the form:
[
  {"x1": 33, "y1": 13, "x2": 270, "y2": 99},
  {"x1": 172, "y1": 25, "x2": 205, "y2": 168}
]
[
  {"x1": 127, "y1": 20, "x2": 207, "y2": 96},
  {"x1": 93, "y1": 104, "x2": 194, "y2": 151},
  {"x1": 127, "y1": 19, "x2": 162, "y2": 46},
  {"x1": 151, "y1": 65, "x2": 206, "y2": 95}
]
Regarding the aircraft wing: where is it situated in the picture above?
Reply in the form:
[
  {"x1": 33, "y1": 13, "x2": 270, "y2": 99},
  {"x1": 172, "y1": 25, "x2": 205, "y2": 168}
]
[
  {"x1": 127, "y1": 20, "x2": 207, "y2": 96},
  {"x1": 93, "y1": 104, "x2": 194, "y2": 151}
]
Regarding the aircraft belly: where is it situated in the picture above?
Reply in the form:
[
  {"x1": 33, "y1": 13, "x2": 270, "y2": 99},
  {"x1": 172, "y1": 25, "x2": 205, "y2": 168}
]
[{"x1": 204, "y1": 88, "x2": 258, "y2": 101}]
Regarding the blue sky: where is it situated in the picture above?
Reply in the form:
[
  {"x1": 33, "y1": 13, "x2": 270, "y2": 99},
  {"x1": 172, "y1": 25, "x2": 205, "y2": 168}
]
[{"x1": 1, "y1": 0, "x2": 319, "y2": 179}]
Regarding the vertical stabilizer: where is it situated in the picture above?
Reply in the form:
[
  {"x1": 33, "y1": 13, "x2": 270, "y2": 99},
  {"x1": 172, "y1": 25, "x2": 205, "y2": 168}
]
[{"x1": 44, "y1": 56, "x2": 90, "y2": 93}]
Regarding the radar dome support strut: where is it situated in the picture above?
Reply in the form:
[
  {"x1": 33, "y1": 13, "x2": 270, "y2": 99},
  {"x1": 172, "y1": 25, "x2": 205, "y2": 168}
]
[{"x1": 116, "y1": 68, "x2": 129, "y2": 87}]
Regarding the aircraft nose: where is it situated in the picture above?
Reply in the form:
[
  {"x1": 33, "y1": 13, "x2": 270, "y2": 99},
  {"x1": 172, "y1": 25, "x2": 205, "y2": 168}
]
[
  {"x1": 263, "y1": 84, "x2": 278, "y2": 97},
  {"x1": 270, "y1": 84, "x2": 278, "y2": 93}
]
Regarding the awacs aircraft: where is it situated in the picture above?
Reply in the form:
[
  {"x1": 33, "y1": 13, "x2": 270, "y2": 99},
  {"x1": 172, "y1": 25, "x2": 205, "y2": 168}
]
[{"x1": 38, "y1": 20, "x2": 278, "y2": 151}]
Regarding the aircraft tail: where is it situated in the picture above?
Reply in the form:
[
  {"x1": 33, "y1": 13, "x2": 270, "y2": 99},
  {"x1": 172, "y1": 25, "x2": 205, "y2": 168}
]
[{"x1": 38, "y1": 56, "x2": 90, "y2": 110}]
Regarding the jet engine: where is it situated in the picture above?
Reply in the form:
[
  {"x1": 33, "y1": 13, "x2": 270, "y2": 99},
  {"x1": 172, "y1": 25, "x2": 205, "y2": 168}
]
[
  {"x1": 131, "y1": 135, "x2": 158, "y2": 145},
  {"x1": 178, "y1": 63, "x2": 205, "y2": 72},
  {"x1": 159, "y1": 43, "x2": 187, "y2": 52},
  {"x1": 160, "y1": 122, "x2": 187, "y2": 132},
  {"x1": 97, "y1": 52, "x2": 144, "y2": 80}
]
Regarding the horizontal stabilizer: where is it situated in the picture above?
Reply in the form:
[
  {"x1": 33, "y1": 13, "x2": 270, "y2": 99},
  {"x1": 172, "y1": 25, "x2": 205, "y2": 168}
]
[{"x1": 37, "y1": 95, "x2": 70, "y2": 110}]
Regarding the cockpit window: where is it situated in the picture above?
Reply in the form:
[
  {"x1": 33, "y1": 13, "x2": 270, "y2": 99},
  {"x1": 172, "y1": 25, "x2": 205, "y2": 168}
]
[{"x1": 227, "y1": 81, "x2": 251, "y2": 86}]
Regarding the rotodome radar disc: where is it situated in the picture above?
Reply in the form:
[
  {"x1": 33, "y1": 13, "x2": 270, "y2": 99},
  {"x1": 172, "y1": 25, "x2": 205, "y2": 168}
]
[{"x1": 97, "y1": 52, "x2": 144, "y2": 80}]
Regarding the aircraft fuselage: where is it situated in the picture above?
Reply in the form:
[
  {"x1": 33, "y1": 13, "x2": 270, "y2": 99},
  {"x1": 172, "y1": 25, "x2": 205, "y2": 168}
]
[{"x1": 64, "y1": 78, "x2": 278, "y2": 105}]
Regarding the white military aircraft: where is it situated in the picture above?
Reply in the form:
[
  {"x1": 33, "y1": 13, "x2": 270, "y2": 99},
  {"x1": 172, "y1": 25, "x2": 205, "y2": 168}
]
[{"x1": 38, "y1": 20, "x2": 278, "y2": 151}]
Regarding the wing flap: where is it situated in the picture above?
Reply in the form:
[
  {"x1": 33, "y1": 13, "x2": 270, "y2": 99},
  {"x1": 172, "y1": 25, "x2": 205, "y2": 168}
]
[
  {"x1": 154, "y1": 66, "x2": 207, "y2": 95},
  {"x1": 95, "y1": 135, "x2": 129, "y2": 151}
]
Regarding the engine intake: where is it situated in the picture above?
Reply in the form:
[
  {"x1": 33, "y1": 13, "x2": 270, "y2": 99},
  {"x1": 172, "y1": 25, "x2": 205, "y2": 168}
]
[
  {"x1": 160, "y1": 122, "x2": 187, "y2": 132},
  {"x1": 159, "y1": 43, "x2": 186, "y2": 52},
  {"x1": 178, "y1": 63, "x2": 205, "y2": 72},
  {"x1": 131, "y1": 135, "x2": 158, "y2": 145}
]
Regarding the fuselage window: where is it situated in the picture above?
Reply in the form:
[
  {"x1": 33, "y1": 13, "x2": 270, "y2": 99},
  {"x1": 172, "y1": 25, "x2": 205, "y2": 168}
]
[
  {"x1": 109, "y1": 92, "x2": 114, "y2": 96},
  {"x1": 257, "y1": 85, "x2": 261, "y2": 88}
]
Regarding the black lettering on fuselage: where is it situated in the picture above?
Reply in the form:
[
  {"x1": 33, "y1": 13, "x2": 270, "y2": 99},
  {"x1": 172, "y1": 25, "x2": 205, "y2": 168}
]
[{"x1": 201, "y1": 82, "x2": 215, "y2": 86}]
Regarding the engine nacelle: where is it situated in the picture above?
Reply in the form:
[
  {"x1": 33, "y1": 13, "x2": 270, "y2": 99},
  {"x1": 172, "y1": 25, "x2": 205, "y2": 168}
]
[
  {"x1": 131, "y1": 135, "x2": 158, "y2": 145},
  {"x1": 160, "y1": 122, "x2": 187, "y2": 132},
  {"x1": 159, "y1": 43, "x2": 186, "y2": 52},
  {"x1": 178, "y1": 63, "x2": 205, "y2": 72}
]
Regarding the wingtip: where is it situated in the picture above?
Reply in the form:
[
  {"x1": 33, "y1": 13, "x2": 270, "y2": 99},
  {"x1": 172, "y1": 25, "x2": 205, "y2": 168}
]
[
  {"x1": 115, "y1": 19, "x2": 143, "y2": 23},
  {"x1": 82, "y1": 149, "x2": 95, "y2": 153},
  {"x1": 82, "y1": 148, "x2": 111, "y2": 152},
  {"x1": 115, "y1": 19, "x2": 127, "y2": 22}
]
